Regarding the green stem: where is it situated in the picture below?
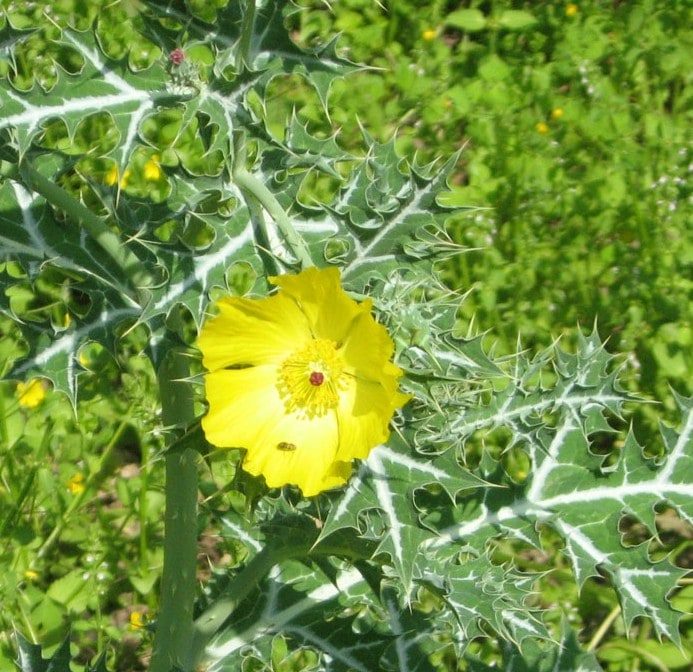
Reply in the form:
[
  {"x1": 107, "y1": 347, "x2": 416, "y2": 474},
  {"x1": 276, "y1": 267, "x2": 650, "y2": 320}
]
[
  {"x1": 236, "y1": 0, "x2": 257, "y2": 72},
  {"x1": 138, "y1": 438, "x2": 150, "y2": 576},
  {"x1": 232, "y1": 134, "x2": 314, "y2": 269},
  {"x1": 150, "y1": 348, "x2": 199, "y2": 672},
  {"x1": 189, "y1": 542, "x2": 307, "y2": 664},
  {"x1": 18, "y1": 162, "x2": 151, "y2": 302},
  {"x1": 586, "y1": 603, "x2": 621, "y2": 652}
]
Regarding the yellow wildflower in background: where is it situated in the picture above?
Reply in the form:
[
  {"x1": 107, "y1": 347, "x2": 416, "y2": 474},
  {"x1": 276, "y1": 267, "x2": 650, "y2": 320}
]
[
  {"x1": 16, "y1": 379, "x2": 46, "y2": 408},
  {"x1": 67, "y1": 473, "x2": 85, "y2": 494},
  {"x1": 120, "y1": 169, "x2": 132, "y2": 189},
  {"x1": 24, "y1": 569, "x2": 39, "y2": 582},
  {"x1": 566, "y1": 3, "x2": 579, "y2": 17},
  {"x1": 143, "y1": 154, "x2": 162, "y2": 181},
  {"x1": 129, "y1": 611, "x2": 147, "y2": 630},
  {"x1": 198, "y1": 267, "x2": 409, "y2": 496},
  {"x1": 551, "y1": 107, "x2": 564, "y2": 120},
  {"x1": 105, "y1": 165, "x2": 131, "y2": 189},
  {"x1": 536, "y1": 121, "x2": 549, "y2": 134},
  {"x1": 104, "y1": 164, "x2": 119, "y2": 186},
  {"x1": 422, "y1": 28, "x2": 437, "y2": 41}
]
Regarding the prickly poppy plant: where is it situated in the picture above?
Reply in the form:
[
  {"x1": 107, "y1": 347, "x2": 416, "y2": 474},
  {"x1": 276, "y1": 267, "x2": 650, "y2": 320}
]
[{"x1": 0, "y1": 2, "x2": 690, "y2": 672}]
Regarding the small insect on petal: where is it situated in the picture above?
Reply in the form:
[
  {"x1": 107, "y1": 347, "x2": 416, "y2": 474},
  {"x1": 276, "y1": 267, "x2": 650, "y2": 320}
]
[{"x1": 277, "y1": 442, "x2": 297, "y2": 452}]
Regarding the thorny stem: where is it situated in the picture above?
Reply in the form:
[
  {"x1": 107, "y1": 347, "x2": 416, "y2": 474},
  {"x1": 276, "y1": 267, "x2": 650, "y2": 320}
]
[
  {"x1": 232, "y1": 133, "x2": 314, "y2": 269},
  {"x1": 149, "y1": 348, "x2": 199, "y2": 672},
  {"x1": 18, "y1": 162, "x2": 152, "y2": 303}
]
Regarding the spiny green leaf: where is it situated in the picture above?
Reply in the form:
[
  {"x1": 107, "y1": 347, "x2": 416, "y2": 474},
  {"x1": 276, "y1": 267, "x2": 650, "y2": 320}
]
[
  {"x1": 333, "y1": 141, "x2": 464, "y2": 290},
  {"x1": 205, "y1": 561, "x2": 384, "y2": 672},
  {"x1": 16, "y1": 634, "x2": 71, "y2": 672},
  {"x1": 319, "y1": 436, "x2": 486, "y2": 594},
  {"x1": 437, "y1": 556, "x2": 549, "y2": 646},
  {"x1": 467, "y1": 622, "x2": 603, "y2": 671},
  {"x1": 426, "y1": 340, "x2": 691, "y2": 644}
]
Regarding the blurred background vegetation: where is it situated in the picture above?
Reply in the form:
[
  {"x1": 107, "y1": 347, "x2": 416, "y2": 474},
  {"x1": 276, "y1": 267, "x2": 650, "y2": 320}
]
[
  {"x1": 0, "y1": 1, "x2": 690, "y2": 670},
  {"x1": 287, "y1": 0, "x2": 691, "y2": 437}
]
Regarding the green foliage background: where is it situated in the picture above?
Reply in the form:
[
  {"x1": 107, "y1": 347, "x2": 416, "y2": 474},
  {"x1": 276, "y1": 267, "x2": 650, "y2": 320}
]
[
  {"x1": 0, "y1": 1, "x2": 690, "y2": 671},
  {"x1": 290, "y1": 0, "x2": 691, "y2": 429}
]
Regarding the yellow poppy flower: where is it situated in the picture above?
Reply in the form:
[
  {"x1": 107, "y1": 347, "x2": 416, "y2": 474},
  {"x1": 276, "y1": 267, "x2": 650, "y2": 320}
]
[
  {"x1": 422, "y1": 28, "x2": 437, "y2": 41},
  {"x1": 16, "y1": 379, "x2": 46, "y2": 408},
  {"x1": 198, "y1": 267, "x2": 409, "y2": 496},
  {"x1": 535, "y1": 121, "x2": 549, "y2": 134}
]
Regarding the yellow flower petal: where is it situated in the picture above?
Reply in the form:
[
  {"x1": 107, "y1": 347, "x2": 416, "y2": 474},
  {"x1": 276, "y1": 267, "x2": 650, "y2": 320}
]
[
  {"x1": 341, "y1": 308, "x2": 396, "y2": 383},
  {"x1": 202, "y1": 365, "x2": 283, "y2": 448},
  {"x1": 336, "y1": 376, "x2": 401, "y2": 460},
  {"x1": 197, "y1": 294, "x2": 311, "y2": 371},
  {"x1": 242, "y1": 403, "x2": 341, "y2": 496},
  {"x1": 270, "y1": 266, "x2": 366, "y2": 344},
  {"x1": 198, "y1": 266, "x2": 409, "y2": 496}
]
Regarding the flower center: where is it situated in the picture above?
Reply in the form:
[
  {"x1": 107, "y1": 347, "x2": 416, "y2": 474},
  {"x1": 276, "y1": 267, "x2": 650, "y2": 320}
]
[{"x1": 278, "y1": 339, "x2": 345, "y2": 417}]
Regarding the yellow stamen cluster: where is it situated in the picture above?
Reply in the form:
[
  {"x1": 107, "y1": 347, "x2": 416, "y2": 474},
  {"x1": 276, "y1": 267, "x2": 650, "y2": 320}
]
[{"x1": 278, "y1": 339, "x2": 346, "y2": 417}]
